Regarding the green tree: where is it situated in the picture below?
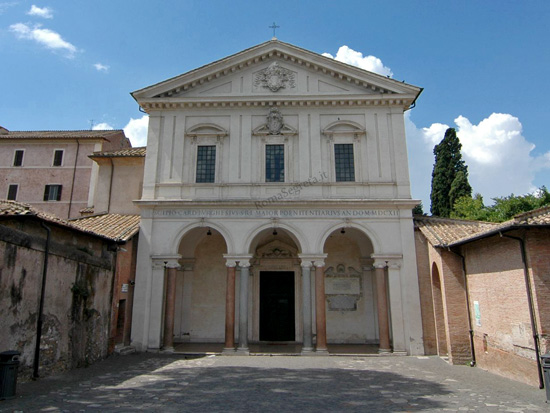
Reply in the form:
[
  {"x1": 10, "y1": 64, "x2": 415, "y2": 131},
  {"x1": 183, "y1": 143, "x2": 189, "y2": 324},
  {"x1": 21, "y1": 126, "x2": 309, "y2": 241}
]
[
  {"x1": 451, "y1": 193, "x2": 487, "y2": 220},
  {"x1": 449, "y1": 170, "x2": 472, "y2": 212},
  {"x1": 412, "y1": 202, "x2": 424, "y2": 215},
  {"x1": 430, "y1": 128, "x2": 472, "y2": 217},
  {"x1": 450, "y1": 187, "x2": 550, "y2": 222}
]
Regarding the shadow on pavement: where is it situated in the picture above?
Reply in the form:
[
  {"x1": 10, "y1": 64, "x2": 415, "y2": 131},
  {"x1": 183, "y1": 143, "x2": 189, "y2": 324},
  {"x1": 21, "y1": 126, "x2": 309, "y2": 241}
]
[{"x1": 2, "y1": 354, "x2": 451, "y2": 412}]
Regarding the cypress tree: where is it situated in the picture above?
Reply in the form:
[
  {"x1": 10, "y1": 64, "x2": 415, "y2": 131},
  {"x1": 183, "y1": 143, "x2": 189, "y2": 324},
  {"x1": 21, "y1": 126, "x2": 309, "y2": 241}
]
[{"x1": 430, "y1": 128, "x2": 472, "y2": 217}]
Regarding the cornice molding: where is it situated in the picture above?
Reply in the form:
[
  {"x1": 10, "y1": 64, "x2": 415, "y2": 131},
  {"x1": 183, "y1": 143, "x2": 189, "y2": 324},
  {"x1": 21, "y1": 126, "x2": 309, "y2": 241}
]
[{"x1": 139, "y1": 94, "x2": 416, "y2": 112}]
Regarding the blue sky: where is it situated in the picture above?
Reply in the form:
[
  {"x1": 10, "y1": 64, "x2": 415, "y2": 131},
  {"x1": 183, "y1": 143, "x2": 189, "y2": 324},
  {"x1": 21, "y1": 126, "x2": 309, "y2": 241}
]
[{"x1": 1, "y1": 0, "x2": 549, "y2": 211}]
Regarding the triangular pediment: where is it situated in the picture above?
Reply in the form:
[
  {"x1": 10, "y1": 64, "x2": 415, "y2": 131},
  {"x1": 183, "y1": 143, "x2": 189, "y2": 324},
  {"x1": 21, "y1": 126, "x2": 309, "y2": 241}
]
[{"x1": 132, "y1": 39, "x2": 421, "y2": 109}]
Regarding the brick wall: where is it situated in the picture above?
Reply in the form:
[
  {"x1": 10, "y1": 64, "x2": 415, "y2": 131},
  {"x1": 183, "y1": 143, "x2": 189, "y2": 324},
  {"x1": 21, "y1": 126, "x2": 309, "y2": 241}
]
[
  {"x1": 414, "y1": 230, "x2": 437, "y2": 355},
  {"x1": 463, "y1": 234, "x2": 539, "y2": 386},
  {"x1": 525, "y1": 229, "x2": 550, "y2": 355}
]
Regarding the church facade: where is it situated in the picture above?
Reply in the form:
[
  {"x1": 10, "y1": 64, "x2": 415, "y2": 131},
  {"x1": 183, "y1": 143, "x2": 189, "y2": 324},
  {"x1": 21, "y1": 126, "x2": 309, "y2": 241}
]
[{"x1": 130, "y1": 39, "x2": 424, "y2": 355}]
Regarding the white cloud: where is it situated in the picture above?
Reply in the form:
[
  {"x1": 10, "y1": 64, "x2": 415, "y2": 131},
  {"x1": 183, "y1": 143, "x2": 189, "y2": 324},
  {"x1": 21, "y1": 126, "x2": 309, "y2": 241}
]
[
  {"x1": 94, "y1": 63, "x2": 110, "y2": 72},
  {"x1": 10, "y1": 22, "x2": 77, "y2": 57},
  {"x1": 92, "y1": 122, "x2": 114, "y2": 130},
  {"x1": 123, "y1": 116, "x2": 149, "y2": 147},
  {"x1": 323, "y1": 45, "x2": 393, "y2": 77},
  {"x1": 406, "y1": 112, "x2": 550, "y2": 212},
  {"x1": 27, "y1": 5, "x2": 53, "y2": 18}
]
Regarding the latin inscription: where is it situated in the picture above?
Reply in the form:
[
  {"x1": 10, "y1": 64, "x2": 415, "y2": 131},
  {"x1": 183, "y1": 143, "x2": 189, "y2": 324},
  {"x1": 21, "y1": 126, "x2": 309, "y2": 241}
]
[
  {"x1": 153, "y1": 209, "x2": 399, "y2": 218},
  {"x1": 325, "y1": 278, "x2": 361, "y2": 295}
]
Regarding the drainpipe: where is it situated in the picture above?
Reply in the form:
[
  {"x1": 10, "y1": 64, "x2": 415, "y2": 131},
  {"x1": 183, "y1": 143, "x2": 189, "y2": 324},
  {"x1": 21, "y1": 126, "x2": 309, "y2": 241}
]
[
  {"x1": 68, "y1": 139, "x2": 80, "y2": 219},
  {"x1": 449, "y1": 248, "x2": 476, "y2": 367},
  {"x1": 33, "y1": 221, "x2": 51, "y2": 379},
  {"x1": 501, "y1": 232, "x2": 544, "y2": 389}
]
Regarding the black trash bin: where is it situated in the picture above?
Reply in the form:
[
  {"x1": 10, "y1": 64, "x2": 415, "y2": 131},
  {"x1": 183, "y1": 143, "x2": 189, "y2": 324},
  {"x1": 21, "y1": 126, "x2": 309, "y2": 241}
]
[
  {"x1": 0, "y1": 350, "x2": 21, "y2": 400},
  {"x1": 542, "y1": 353, "x2": 550, "y2": 403}
]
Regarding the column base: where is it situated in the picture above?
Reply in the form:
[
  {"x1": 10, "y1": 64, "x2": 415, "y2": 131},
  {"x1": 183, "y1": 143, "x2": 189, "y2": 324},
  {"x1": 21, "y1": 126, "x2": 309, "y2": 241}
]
[
  {"x1": 160, "y1": 347, "x2": 175, "y2": 353},
  {"x1": 378, "y1": 348, "x2": 392, "y2": 354},
  {"x1": 300, "y1": 347, "x2": 314, "y2": 355},
  {"x1": 392, "y1": 350, "x2": 408, "y2": 356},
  {"x1": 313, "y1": 348, "x2": 329, "y2": 356},
  {"x1": 222, "y1": 347, "x2": 236, "y2": 355},
  {"x1": 235, "y1": 347, "x2": 250, "y2": 355}
]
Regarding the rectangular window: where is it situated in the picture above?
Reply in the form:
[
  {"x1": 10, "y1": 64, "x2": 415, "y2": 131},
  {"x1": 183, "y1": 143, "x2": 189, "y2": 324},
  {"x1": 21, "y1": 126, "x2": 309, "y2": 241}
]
[
  {"x1": 265, "y1": 144, "x2": 285, "y2": 182},
  {"x1": 13, "y1": 150, "x2": 24, "y2": 167},
  {"x1": 7, "y1": 184, "x2": 18, "y2": 201},
  {"x1": 195, "y1": 146, "x2": 216, "y2": 183},
  {"x1": 53, "y1": 150, "x2": 64, "y2": 166},
  {"x1": 43, "y1": 184, "x2": 62, "y2": 201},
  {"x1": 334, "y1": 144, "x2": 355, "y2": 182}
]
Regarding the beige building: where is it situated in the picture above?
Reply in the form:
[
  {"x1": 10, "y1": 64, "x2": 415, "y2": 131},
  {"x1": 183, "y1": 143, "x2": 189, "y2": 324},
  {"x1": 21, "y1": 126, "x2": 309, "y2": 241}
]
[
  {"x1": 0, "y1": 127, "x2": 130, "y2": 219},
  {"x1": 130, "y1": 39, "x2": 425, "y2": 355}
]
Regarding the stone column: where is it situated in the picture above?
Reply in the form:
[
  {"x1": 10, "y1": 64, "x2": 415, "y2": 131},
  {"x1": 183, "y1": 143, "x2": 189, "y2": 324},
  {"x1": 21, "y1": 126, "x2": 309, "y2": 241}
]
[
  {"x1": 147, "y1": 259, "x2": 166, "y2": 351},
  {"x1": 162, "y1": 260, "x2": 180, "y2": 352},
  {"x1": 237, "y1": 259, "x2": 251, "y2": 354},
  {"x1": 388, "y1": 261, "x2": 406, "y2": 354},
  {"x1": 301, "y1": 261, "x2": 313, "y2": 353},
  {"x1": 223, "y1": 260, "x2": 237, "y2": 353},
  {"x1": 374, "y1": 262, "x2": 391, "y2": 353},
  {"x1": 314, "y1": 260, "x2": 328, "y2": 354}
]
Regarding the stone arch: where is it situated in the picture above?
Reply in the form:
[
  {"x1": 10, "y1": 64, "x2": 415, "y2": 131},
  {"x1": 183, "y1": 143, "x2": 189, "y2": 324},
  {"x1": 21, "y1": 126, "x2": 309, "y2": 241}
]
[
  {"x1": 320, "y1": 226, "x2": 377, "y2": 345},
  {"x1": 170, "y1": 221, "x2": 235, "y2": 255},
  {"x1": 431, "y1": 261, "x2": 448, "y2": 356},
  {"x1": 244, "y1": 222, "x2": 306, "y2": 254},
  {"x1": 173, "y1": 226, "x2": 229, "y2": 344},
  {"x1": 317, "y1": 222, "x2": 381, "y2": 255}
]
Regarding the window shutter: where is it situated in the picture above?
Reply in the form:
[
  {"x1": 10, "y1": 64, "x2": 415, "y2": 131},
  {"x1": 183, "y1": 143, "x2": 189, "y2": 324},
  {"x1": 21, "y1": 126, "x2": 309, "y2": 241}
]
[
  {"x1": 44, "y1": 185, "x2": 50, "y2": 201},
  {"x1": 53, "y1": 150, "x2": 63, "y2": 166},
  {"x1": 7, "y1": 185, "x2": 18, "y2": 200},
  {"x1": 56, "y1": 185, "x2": 62, "y2": 201},
  {"x1": 13, "y1": 150, "x2": 23, "y2": 166}
]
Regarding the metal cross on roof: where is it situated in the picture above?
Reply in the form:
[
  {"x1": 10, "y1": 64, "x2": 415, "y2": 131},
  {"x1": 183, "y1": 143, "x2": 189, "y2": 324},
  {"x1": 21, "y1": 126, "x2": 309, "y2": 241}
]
[{"x1": 269, "y1": 22, "x2": 280, "y2": 38}]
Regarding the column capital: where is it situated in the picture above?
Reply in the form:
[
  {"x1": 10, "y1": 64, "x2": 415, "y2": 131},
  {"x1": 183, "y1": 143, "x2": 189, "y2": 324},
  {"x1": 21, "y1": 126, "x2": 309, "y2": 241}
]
[
  {"x1": 371, "y1": 254, "x2": 402, "y2": 269},
  {"x1": 224, "y1": 254, "x2": 253, "y2": 268},
  {"x1": 224, "y1": 259, "x2": 238, "y2": 268},
  {"x1": 151, "y1": 255, "x2": 182, "y2": 270},
  {"x1": 387, "y1": 261, "x2": 401, "y2": 270},
  {"x1": 313, "y1": 260, "x2": 325, "y2": 268}
]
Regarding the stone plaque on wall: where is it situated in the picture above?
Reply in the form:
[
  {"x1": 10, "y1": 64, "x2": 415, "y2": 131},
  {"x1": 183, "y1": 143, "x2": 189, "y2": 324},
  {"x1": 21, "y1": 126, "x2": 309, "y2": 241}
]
[
  {"x1": 325, "y1": 277, "x2": 360, "y2": 295},
  {"x1": 327, "y1": 295, "x2": 358, "y2": 311}
]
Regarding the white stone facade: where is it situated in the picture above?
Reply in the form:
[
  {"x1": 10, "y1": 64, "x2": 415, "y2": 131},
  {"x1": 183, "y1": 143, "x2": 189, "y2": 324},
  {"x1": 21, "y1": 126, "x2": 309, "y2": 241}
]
[{"x1": 130, "y1": 39, "x2": 424, "y2": 355}]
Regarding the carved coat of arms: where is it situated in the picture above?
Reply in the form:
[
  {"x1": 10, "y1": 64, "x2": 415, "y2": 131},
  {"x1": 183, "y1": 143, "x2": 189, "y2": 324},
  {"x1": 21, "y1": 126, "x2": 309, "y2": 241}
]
[
  {"x1": 267, "y1": 107, "x2": 283, "y2": 135},
  {"x1": 254, "y1": 62, "x2": 296, "y2": 92}
]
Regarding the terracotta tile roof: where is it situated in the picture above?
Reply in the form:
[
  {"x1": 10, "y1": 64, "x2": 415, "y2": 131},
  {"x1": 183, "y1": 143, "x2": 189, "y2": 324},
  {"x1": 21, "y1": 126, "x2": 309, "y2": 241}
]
[
  {"x1": 512, "y1": 205, "x2": 550, "y2": 225},
  {"x1": 414, "y1": 216, "x2": 499, "y2": 247},
  {"x1": 90, "y1": 147, "x2": 146, "y2": 158},
  {"x1": 0, "y1": 200, "x2": 72, "y2": 226},
  {"x1": 0, "y1": 200, "x2": 139, "y2": 242},
  {"x1": 415, "y1": 205, "x2": 550, "y2": 247},
  {"x1": 0, "y1": 130, "x2": 124, "y2": 140},
  {"x1": 70, "y1": 214, "x2": 140, "y2": 242}
]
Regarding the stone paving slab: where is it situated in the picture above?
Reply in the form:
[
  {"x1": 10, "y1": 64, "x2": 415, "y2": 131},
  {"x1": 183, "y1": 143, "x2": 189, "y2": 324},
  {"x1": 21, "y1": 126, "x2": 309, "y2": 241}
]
[{"x1": 1, "y1": 353, "x2": 547, "y2": 412}]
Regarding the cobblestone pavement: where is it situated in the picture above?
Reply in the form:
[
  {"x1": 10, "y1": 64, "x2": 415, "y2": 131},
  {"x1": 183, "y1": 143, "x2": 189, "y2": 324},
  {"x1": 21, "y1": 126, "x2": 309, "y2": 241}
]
[{"x1": 1, "y1": 353, "x2": 547, "y2": 412}]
